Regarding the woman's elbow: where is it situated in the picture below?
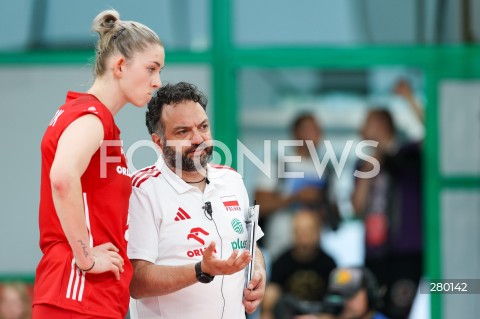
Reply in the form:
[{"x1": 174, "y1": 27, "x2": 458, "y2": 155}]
[{"x1": 50, "y1": 167, "x2": 76, "y2": 197}]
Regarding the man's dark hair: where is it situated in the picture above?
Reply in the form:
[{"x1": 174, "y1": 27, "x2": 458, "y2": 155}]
[{"x1": 145, "y1": 82, "x2": 208, "y2": 135}]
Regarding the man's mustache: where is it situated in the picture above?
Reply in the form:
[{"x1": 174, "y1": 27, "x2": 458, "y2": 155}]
[{"x1": 184, "y1": 144, "x2": 212, "y2": 155}]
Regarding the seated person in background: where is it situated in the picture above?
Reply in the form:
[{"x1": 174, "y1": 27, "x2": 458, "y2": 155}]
[
  {"x1": 0, "y1": 282, "x2": 32, "y2": 319},
  {"x1": 261, "y1": 209, "x2": 337, "y2": 319},
  {"x1": 326, "y1": 267, "x2": 388, "y2": 319},
  {"x1": 294, "y1": 267, "x2": 388, "y2": 319},
  {"x1": 255, "y1": 113, "x2": 340, "y2": 261}
]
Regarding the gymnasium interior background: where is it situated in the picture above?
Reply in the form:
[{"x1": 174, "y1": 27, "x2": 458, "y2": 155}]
[{"x1": 0, "y1": 1, "x2": 479, "y2": 318}]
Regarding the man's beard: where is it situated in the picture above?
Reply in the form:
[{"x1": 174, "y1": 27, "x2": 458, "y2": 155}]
[{"x1": 162, "y1": 141, "x2": 213, "y2": 172}]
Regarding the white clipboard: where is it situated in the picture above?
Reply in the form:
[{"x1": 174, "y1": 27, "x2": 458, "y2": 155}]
[{"x1": 245, "y1": 204, "x2": 259, "y2": 288}]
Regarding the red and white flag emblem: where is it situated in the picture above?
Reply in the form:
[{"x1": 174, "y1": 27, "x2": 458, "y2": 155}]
[{"x1": 221, "y1": 195, "x2": 241, "y2": 211}]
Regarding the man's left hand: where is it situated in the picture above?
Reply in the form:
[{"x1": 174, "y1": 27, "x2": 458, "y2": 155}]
[{"x1": 243, "y1": 268, "x2": 266, "y2": 314}]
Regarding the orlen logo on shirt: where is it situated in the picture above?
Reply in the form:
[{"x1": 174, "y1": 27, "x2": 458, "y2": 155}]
[
  {"x1": 186, "y1": 246, "x2": 217, "y2": 258},
  {"x1": 186, "y1": 227, "x2": 217, "y2": 258},
  {"x1": 100, "y1": 140, "x2": 131, "y2": 178},
  {"x1": 187, "y1": 227, "x2": 209, "y2": 245},
  {"x1": 116, "y1": 165, "x2": 131, "y2": 177}
]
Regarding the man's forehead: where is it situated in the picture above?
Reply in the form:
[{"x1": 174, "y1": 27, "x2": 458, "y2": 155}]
[
  {"x1": 163, "y1": 100, "x2": 204, "y2": 113},
  {"x1": 162, "y1": 101, "x2": 208, "y2": 125}
]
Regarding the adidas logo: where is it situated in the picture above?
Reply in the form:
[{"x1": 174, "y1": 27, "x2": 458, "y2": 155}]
[{"x1": 174, "y1": 207, "x2": 191, "y2": 221}]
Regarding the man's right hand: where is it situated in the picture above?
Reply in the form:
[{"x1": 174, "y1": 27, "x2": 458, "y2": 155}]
[{"x1": 200, "y1": 242, "x2": 251, "y2": 276}]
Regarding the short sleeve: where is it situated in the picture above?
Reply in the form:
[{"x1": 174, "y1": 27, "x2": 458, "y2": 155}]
[{"x1": 127, "y1": 187, "x2": 159, "y2": 263}]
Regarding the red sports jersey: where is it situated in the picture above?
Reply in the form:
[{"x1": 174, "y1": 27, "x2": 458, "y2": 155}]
[{"x1": 34, "y1": 92, "x2": 133, "y2": 319}]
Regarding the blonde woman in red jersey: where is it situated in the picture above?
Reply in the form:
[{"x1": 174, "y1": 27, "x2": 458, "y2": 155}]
[{"x1": 33, "y1": 9, "x2": 164, "y2": 319}]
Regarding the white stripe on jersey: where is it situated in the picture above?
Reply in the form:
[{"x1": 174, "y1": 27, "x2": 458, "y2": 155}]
[
  {"x1": 66, "y1": 259, "x2": 75, "y2": 299},
  {"x1": 72, "y1": 267, "x2": 81, "y2": 300},
  {"x1": 66, "y1": 259, "x2": 86, "y2": 301},
  {"x1": 78, "y1": 270, "x2": 86, "y2": 302}
]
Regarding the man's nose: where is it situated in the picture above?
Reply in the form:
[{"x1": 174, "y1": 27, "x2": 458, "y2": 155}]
[{"x1": 191, "y1": 129, "x2": 203, "y2": 144}]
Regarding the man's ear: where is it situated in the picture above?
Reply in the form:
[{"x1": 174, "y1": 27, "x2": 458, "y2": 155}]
[
  {"x1": 152, "y1": 133, "x2": 163, "y2": 150},
  {"x1": 113, "y1": 56, "x2": 126, "y2": 78}
]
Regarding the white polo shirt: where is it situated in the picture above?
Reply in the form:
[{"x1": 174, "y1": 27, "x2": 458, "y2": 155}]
[{"x1": 127, "y1": 158, "x2": 263, "y2": 319}]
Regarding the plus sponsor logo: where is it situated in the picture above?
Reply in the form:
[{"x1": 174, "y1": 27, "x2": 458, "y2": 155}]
[
  {"x1": 231, "y1": 218, "x2": 244, "y2": 234},
  {"x1": 230, "y1": 218, "x2": 247, "y2": 250},
  {"x1": 231, "y1": 238, "x2": 247, "y2": 251},
  {"x1": 221, "y1": 195, "x2": 241, "y2": 211}
]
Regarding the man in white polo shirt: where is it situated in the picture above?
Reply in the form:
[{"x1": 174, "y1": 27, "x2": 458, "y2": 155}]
[{"x1": 128, "y1": 82, "x2": 266, "y2": 319}]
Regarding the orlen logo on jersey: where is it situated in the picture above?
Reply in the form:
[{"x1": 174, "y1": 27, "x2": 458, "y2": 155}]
[
  {"x1": 186, "y1": 246, "x2": 217, "y2": 258},
  {"x1": 187, "y1": 227, "x2": 209, "y2": 245},
  {"x1": 186, "y1": 227, "x2": 217, "y2": 258},
  {"x1": 116, "y1": 165, "x2": 131, "y2": 177},
  {"x1": 100, "y1": 140, "x2": 130, "y2": 178}
]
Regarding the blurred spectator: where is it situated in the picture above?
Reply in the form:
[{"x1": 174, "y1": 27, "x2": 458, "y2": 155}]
[
  {"x1": 255, "y1": 113, "x2": 341, "y2": 261},
  {"x1": 261, "y1": 209, "x2": 336, "y2": 319},
  {"x1": 351, "y1": 80, "x2": 423, "y2": 319},
  {"x1": 281, "y1": 267, "x2": 387, "y2": 319},
  {"x1": 326, "y1": 267, "x2": 387, "y2": 319},
  {"x1": 0, "y1": 282, "x2": 32, "y2": 319}
]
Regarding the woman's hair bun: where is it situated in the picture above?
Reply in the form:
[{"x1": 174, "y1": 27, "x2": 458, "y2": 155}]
[{"x1": 92, "y1": 9, "x2": 121, "y2": 35}]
